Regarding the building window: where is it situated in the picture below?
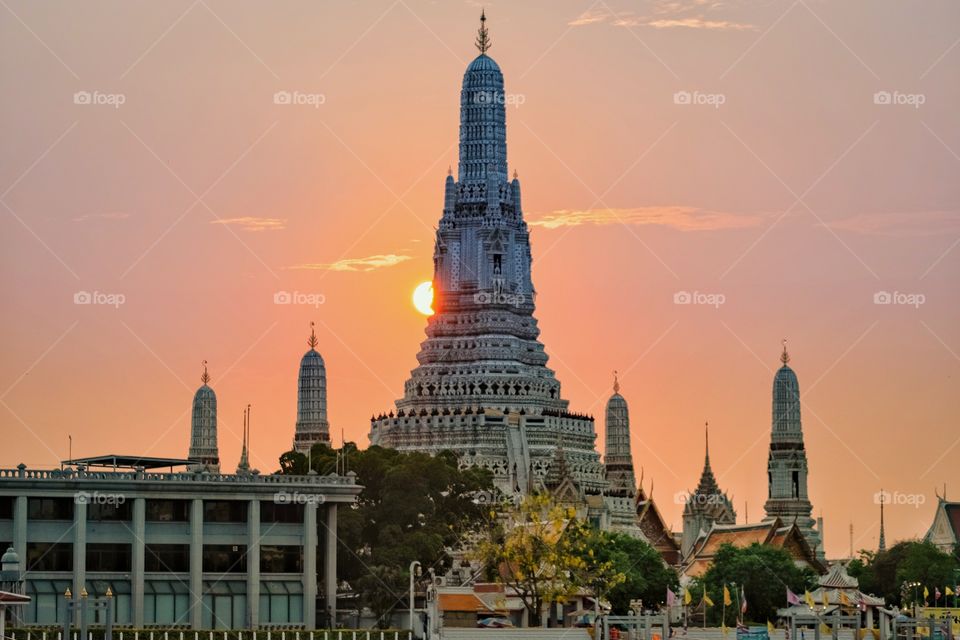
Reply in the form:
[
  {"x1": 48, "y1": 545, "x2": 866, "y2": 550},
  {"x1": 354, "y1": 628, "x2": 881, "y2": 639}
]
[
  {"x1": 259, "y1": 581, "x2": 304, "y2": 624},
  {"x1": 202, "y1": 581, "x2": 247, "y2": 629},
  {"x1": 0, "y1": 497, "x2": 13, "y2": 519},
  {"x1": 27, "y1": 497, "x2": 74, "y2": 521},
  {"x1": 145, "y1": 544, "x2": 190, "y2": 572},
  {"x1": 202, "y1": 544, "x2": 247, "y2": 573},
  {"x1": 88, "y1": 500, "x2": 132, "y2": 521},
  {"x1": 260, "y1": 546, "x2": 302, "y2": 573},
  {"x1": 146, "y1": 499, "x2": 190, "y2": 522},
  {"x1": 87, "y1": 543, "x2": 132, "y2": 572},
  {"x1": 260, "y1": 502, "x2": 304, "y2": 524},
  {"x1": 204, "y1": 500, "x2": 247, "y2": 523},
  {"x1": 144, "y1": 581, "x2": 191, "y2": 625},
  {"x1": 27, "y1": 542, "x2": 73, "y2": 571}
]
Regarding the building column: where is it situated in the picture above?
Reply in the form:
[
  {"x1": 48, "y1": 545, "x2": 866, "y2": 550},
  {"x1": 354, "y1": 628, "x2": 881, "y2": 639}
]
[
  {"x1": 190, "y1": 498, "x2": 203, "y2": 629},
  {"x1": 73, "y1": 499, "x2": 87, "y2": 625},
  {"x1": 324, "y1": 503, "x2": 337, "y2": 626},
  {"x1": 13, "y1": 497, "x2": 27, "y2": 571},
  {"x1": 247, "y1": 499, "x2": 260, "y2": 629},
  {"x1": 131, "y1": 497, "x2": 145, "y2": 627},
  {"x1": 303, "y1": 502, "x2": 318, "y2": 630}
]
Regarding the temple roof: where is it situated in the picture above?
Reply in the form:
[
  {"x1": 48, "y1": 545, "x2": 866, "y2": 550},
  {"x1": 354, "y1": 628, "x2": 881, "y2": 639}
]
[{"x1": 466, "y1": 54, "x2": 500, "y2": 73}]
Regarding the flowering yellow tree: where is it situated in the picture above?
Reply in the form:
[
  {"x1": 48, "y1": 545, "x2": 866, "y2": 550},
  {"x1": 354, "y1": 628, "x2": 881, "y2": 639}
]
[{"x1": 474, "y1": 493, "x2": 623, "y2": 625}]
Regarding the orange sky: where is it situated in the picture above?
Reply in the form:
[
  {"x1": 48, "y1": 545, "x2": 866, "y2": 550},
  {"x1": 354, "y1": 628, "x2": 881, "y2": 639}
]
[{"x1": 1, "y1": 0, "x2": 959, "y2": 559}]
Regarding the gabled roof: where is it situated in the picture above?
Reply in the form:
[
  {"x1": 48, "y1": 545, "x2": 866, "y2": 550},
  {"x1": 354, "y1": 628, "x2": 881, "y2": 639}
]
[
  {"x1": 438, "y1": 593, "x2": 496, "y2": 613},
  {"x1": 636, "y1": 483, "x2": 681, "y2": 565}
]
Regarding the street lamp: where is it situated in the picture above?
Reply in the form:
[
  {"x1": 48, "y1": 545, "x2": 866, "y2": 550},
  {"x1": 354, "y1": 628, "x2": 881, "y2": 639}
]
[{"x1": 409, "y1": 560, "x2": 422, "y2": 637}]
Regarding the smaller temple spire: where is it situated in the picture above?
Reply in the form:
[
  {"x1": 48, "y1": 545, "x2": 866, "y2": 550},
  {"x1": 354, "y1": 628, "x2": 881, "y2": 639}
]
[
  {"x1": 704, "y1": 421, "x2": 710, "y2": 467},
  {"x1": 781, "y1": 338, "x2": 790, "y2": 365},
  {"x1": 513, "y1": 169, "x2": 519, "y2": 180},
  {"x1": 878, "y1": 488, "x2": 887, "y2": 552},
  {"x1": 613, "y1": 370, "x2": 620, "y2": 394},
  {"x1": 201, "y1": 360, "x2": 210, "y2": 385},
  {"x1": 237, "y1": 404, "x2": 251, "y2": 474},
  {"x1": 475, "y1": 9, "x2": 491, "y2": 54},
  {"x1": 308, "y1": 321, "x2": 318, "y2": 350}
]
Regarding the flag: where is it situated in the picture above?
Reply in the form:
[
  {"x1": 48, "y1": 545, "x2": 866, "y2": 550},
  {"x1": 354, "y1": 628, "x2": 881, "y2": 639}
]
[
  {"x1": 741, "y1": 586, "x2": 748, "y2": 614},
  {"x1": 820, "y1": 623, "x2": 830, "y2": 635},
  {"x1": 787, "y1": 589, "x2": 802, "y2": 606},
  {"x1": 722, "y1": 623, "x2": 728, "y2": 636},
  {"x1": 684, "y1": 588, "x2": 692, "y2": 605},
  {"x1": 946, "y1": 586, "x2": 955, "y2": 597},
  {"x1": 821, "y1": 590, "x2": 829, "y2": 608},
  {"x1": 724, "y1": 585, "x2": 733, "y2": 606},
  {"x1": 839, "y1": 591, "x2": 851, "y2": 606},
  {"x1": 768, "y1": 621, "x2": 776, "y2": 634},
  {"x1": 668, "y1": 588, "x2": 677, "y2": 606},
  {"x1": 924, "y1": 586, "x2": 929, "y2": 599},
  {"x1": 804, "y1": 590, "x2": 816, "y2": 609},
  {"x1": 703, "y1": 587, "x2": 715, "y2": 607},
  {"x1": 935, "y1": 587, "x2": 942, "y2": 600}
]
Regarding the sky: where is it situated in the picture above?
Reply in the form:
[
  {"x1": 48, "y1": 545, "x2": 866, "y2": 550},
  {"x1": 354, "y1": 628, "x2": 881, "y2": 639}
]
[{"x1": 1, "y1": 0, "x2": 958, "y2": 560}]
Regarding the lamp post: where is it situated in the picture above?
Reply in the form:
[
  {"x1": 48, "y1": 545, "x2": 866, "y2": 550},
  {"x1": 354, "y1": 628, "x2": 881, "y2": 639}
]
[{"x1": 409, "y1": 560, "x2": 421, "y2": 637}]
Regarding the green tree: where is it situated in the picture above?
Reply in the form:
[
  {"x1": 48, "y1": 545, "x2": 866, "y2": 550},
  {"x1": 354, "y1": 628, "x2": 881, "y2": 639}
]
[
  {"x1": 851, "y1": 541, "x2": 959, "y2": 607},
  {"x1": 578, "y1": 530, "x2": 678, "y2": 614},
  {"x1": 280, "y1": 444, "x2": 494, "y2": 627},
  {"x1": 697, "y1": 543, "x2": 816, "y2": 625}
]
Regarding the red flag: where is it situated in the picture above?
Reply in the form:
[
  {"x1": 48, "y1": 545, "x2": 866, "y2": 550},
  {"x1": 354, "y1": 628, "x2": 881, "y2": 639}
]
[
  {"x1": 787, "y1": 588, "x2": 802, "y2": 606},
  {"x1": 741, "y1": 586, "x2": 748, "y2": 614}
]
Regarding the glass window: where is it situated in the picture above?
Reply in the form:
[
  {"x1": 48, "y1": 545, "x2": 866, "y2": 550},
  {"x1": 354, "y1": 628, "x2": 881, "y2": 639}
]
[
  {"x1": 88, "y1": 499, "x2": 132, "y2": 521},
  {"x1": 0, "y1": 496, "x2": 13, "y2": 519},
  {"x1": 260, "y1": 546, "x2": 302, "y2": 573},
  {"x1": 203, "y1": 501, "x2": 247, "y2": 523},
  {"x1": 87, "y1": 543, "x2": 132, "y2": 572},
  {"x1": 27, "y1": 497, "x2": 74, "y2": 521},
  {"x1": 145, "y1": 499, "x2": 190, "y2": 522},
  {"x1": 145, "y1": 544, "x2": 190, "y2": 572},
  {"x1": 26, "y1": 542, "x2": 73, "y2": 571},
  {"x1": 260, "y1": 502, "x2": 303, "y2": 524},
  {"x1": 202, "y1": 544, "x2": 247, "y2": 573}
]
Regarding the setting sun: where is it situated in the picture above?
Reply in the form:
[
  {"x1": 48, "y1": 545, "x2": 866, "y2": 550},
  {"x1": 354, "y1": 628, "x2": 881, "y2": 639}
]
[{"x1": 412, "y1": 281, "x2": 434, "y2": 316}]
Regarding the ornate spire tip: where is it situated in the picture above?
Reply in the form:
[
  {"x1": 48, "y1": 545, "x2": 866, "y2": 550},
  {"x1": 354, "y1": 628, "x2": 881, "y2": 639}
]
[
  {"x1": 612, "y1": 370, "x2": 620, "y2": 394},
  {"x1": 475, "y1": 9, "x2": 491, "y2": 54},
  {"x1": 308, "y1": 321, "x2": 319, "y2": 350},
  {"x1": 780, "y1": 338, "x2": 790, "y2": 365},
  {"x1": 201, "y1": 360, "x2": 210, "y2": 385}
]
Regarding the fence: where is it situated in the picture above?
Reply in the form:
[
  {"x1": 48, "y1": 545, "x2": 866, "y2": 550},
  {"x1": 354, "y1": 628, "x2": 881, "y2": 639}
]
[{"x1": 1, "y1": 631, "x2": 412, "y2": 640}]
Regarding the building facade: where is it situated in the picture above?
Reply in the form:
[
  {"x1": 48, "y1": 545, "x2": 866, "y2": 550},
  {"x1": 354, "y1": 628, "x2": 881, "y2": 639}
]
[
  {"x1": 369, "y1": 12, "x2": 607, "y2": 500},
  {"x1": 0, "y1": 464, "x2": 359, "y2": 629},
  {"x1": 762, "y1": 342, "x2": 823, "y2": 560}
]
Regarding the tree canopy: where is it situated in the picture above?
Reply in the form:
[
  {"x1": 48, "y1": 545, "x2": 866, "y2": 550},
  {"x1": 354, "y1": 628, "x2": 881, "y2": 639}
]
[
  {"x1": 848, "y1": 540, "x2": 960, "y2": 607},
  {"x1": 280, "y1": 443, "x2": 494, "y2": 626}
]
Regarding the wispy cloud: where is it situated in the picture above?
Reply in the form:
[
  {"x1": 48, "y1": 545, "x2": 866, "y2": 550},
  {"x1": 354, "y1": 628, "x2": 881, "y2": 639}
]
[
  {"x1": 569, "y1": 2, "x2": 756, "y2": 30},
  {"x1": 822, "y1": 211, "x2": 960, "y2": 237},
  {"x1": 289, "y1": 254, "x2": 412, "y2": 272},
  {"x1": 72, "y1": 212, "x2": 130, "y2": 222},
  {"x1": 209, "y1": 217, "x2": 286, "y2": 232},
  {"x1": 528, "y1": 206, "x2": 765, "y2": 231}
]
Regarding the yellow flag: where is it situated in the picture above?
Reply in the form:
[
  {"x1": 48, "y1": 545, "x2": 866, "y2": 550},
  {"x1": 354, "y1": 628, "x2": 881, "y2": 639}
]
[
  {"x1": 821, "y1": 623, "x2": 831, "y2": 635},
  {"x1": 839, "y1": 590, "x2": 851, "y2": 606},
  {"x1": 946, "y1": 587, "x2": 955, "y2": 597},
  {"x1": 805, "y1": 590, "x2": 816, "y2": 608},
  {"x1": 924, "y1": 586, "x2": 930, "y2": 600},
  {"x1": 822, "y1": 590, "x2": 830, "y2": 608},
  {"x1": 684, "y1": 588, "x2": 692, "y2": 605},
  {"x1": 768, "y1": 621, "x2": 776, "y2": 634},
  {"x1": 704, "y1": 587, "x2": 715, "y2": 607},
  {"x1": 722, "y1": 623, "x2": 728, "y2": 636},
  {"x1": 724, "y1": 585, "x2": 733, "y2": 606}
]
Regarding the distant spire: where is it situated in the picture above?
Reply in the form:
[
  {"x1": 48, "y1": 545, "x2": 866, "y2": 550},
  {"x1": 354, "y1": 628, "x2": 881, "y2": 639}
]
[
  {"x1": 513, "y1": 169, "x2": 519, "y2": 180},
  {"x1": 878, "y1": 488, "x2": 887, "y2": 552},
  {"x1": 237, "y1": 404, "x2": 251, "y2": 474},
  {"x1": 308, "y1": 321, "x2": 318, "y2": 350},
  {"x1": 613, "y1": 370, "x2": 620, "y2": 394},
  {"x1": 475, "y1": 9, "x2": 491, "y2": 54},
  {"x1": 780, "y1": 338, "x2": 790, "y2": 365},
  {"x1": 447, "y1": 165, "x2": 453, "y2": 177},
  {"x1": 201, "y1": 360, "x2": 210, "y2": 385},
  {"x1": 704, "y1": 421, "x2": 710, "y2": 466}
]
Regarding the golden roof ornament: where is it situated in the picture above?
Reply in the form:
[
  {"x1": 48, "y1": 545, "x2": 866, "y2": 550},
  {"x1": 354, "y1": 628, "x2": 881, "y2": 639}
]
[
  {"x1": 201, "y1": 360, "x2": 211, "y2": 385},
  {"x1": 308, "y1": 321, "x2": 319, "y2": 350},
  {"x1": 613, "y1": 370, "x2": 620, "y2": 394},
  {"x1": 475, "y1": 10, "x2": 491, "y2": 55},
  {"x1": 781, "y1": 338, "x2": 790, "y2": 365}
]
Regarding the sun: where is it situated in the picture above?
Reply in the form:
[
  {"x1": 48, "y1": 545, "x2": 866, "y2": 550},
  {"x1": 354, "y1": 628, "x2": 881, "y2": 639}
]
[{"x1": 412, "y1": 281, "x2": 434, "y2": 316}]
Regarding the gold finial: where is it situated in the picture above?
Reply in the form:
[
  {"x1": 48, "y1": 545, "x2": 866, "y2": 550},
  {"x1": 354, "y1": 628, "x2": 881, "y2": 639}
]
[
  {"x1": 80, "y1": 587, "x2": 88, "y2": 599},
  {"x1": 308, "y1": 321, "x2": 319, "y2": 350},
  {"x1": 64, "y1": 587, "x2": 72, "y2": 599},
  {"x1": 475, "y1": 9, "x2": 491, "y2": 54},
  {"x1": 613, "y1": 370, "x2": 620, "y2": 394},
  {"x1": 201, "y1": 360, "x2": 211, "y2": 385},
  {"x1": 105, "y1": 587, "x2": 113, "y2": 599},
  {"x1": 780, "y1": 338, "x2": 790, "y2": 365},
  {"x1": 512, "y1": 169, "x2": 519, "y2": 180}
]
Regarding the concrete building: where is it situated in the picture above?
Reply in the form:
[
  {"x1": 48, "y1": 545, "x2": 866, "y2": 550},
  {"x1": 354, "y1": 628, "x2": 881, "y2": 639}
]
[{"x1": 0, "y1": 460, "x2": 360, "y2": 629}]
